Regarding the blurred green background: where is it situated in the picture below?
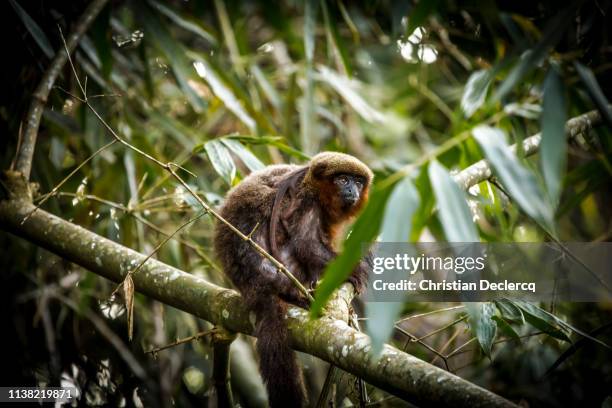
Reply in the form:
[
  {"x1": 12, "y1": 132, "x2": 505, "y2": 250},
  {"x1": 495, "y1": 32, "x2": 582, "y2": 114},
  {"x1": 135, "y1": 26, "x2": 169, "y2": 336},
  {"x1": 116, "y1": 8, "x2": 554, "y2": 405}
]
[{"x1": 1, "y1": 0, "x2": 611, "y2": 406}]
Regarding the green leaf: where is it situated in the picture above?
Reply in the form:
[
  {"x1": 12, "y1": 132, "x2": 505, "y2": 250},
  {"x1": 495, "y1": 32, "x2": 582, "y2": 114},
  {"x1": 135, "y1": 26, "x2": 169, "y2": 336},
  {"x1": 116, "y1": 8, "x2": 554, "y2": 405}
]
[
  {"x1": 9, "y1": 0, "x2": 54, "y2": 59},
  {"x1": 410, "y1": 165, "x2": 434, "y2": 241},
  {"x1": 379, "y1": 177, "x2": 420, "y2": 242},
  {"x1": 311, "y1": 184, "x2": 395, "y2": 317},
  {"x1": 193, "y1": 58, "x2": 256, "y2": 132},
  {"x1": 136, "y1": 2, "x2": 206, "y2": 112},
  {"x1": 473, "y1": 126, "x2": 554, "y2": 230},
  {"x1": 429, "y1": 161, "x2": 479, "y2": 242},
  {"x1": 493, "y1": 6, "x2": 575, "y2": 101},
  {"x1": 220, "y1": 139, "x2": 265, "y2": 172},
  {"x1": 320, "y1": 0, "x2": 352, "y2": 76},
  {"x1": 512, "y1": 301, "x2": 571, "y2": 342},
  {"x1": 465, "y1": 302, "x2": 497, "y2": 357},
  {"x1": 366, "y1": 177, "x2": 420, "y2": 354},
  {"x1": 225, "y1": 135, "x2": 310, "y2": 160},
  {"x1": 574, "y1": 62, "x2": 612, "y2": 129},
  {"x1": 91, "y1": 4, "x2": 113, "y2": 80},
  {"x1": 540, "y1": 66, "x2": 567, "y2": 206},
  {"x1": 494, "y1": 299, "x2": 525, "y2": 324},
  {"x1": 204, "y1": 139, "x2": 236, "y2": 185},
  {"x1": 492, "y1": 315, "x2": 520, "y2": 341},
  {"x1": 406, "y1": 0, "x2": 442, "y2": 37},
  {"x1": 461, "y1": 70, "x2": 493, "y2": 118},
  {"x1": 148, "y1": 110, "x2": 199, "y2": 149},
  {"x1": 149, "y1": 0, "x2": 217, "y2": 46},
  {"x1": 317, "y1": 66, "x2": 385, "y2": 123},
  {"x1": 301, "y1": 0, "x2": 318, "y2": 154},
  {"x1": 515, "y1": 300, "x2": 610, "y2": 348},
  {"x1": 251, "y1": 64, "x2": 281, "y2": 109}
]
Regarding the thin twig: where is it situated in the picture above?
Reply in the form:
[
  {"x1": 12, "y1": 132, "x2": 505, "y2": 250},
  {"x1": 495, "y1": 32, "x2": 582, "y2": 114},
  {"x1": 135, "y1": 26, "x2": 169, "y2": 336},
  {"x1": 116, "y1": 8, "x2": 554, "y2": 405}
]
[
  {"x1": 111, "y1": 211, "x2": 208, "y2": 297},
  {"x1": 144, "y1": 329, "x2": 218, "y2": 355},
  {"x1": 396, "y1": 305, "x2": 464, "y2": 324},
  {"x1": 21, "y1": 139, "x2": 117, "y2": 224},
  {"x1": 50, "y1": 191, "x2": 222, "y2": 272}
]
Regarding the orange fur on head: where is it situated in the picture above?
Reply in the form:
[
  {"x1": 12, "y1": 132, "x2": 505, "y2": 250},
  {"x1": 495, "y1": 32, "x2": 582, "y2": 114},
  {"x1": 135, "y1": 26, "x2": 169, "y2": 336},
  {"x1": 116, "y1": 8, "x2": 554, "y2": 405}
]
[{"x1": 303, "y1": 152, "x2": 372, "y2": 242}]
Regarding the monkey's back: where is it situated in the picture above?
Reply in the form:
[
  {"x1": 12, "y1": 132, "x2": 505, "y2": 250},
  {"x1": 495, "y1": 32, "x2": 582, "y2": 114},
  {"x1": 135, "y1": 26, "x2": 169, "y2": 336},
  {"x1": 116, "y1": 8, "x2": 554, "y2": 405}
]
[{"x1": 213, "y1": 164, "x2": 301, "y2": 290}]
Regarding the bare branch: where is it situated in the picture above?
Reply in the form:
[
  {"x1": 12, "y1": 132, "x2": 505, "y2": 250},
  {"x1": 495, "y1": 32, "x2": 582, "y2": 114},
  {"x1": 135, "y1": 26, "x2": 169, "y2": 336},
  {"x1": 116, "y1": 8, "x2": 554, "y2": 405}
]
[{"x1": 145, "y1": 329, "x2": 217, "y2": 355}]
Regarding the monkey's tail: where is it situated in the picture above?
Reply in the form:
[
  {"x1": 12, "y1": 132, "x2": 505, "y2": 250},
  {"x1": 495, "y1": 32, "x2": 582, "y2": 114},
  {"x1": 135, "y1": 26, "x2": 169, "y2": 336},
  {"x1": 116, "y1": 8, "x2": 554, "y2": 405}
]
[{"x1": 252, "y1": 296, "x2": 306, "y2": 407}]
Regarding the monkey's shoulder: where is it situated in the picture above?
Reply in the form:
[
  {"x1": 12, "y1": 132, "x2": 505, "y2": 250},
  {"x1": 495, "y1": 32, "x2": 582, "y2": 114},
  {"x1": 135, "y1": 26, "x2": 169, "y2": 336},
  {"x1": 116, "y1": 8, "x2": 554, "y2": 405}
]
[
  {"x1": 220, "y1": 164, "x2": 301, "y2": 216},
  {"x1": 247, "y1": 164, "x2": 302, "y2": 186}
]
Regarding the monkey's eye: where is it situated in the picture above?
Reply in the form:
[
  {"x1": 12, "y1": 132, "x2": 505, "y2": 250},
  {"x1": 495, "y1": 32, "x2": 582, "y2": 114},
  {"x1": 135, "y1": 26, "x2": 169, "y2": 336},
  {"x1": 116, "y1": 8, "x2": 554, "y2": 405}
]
[
  {"x1": 355, "y1": 180, "x2": 363, "y2": 189},
  {"x1": 336, "y1": 176, "x2": 349, "y2": 185}
]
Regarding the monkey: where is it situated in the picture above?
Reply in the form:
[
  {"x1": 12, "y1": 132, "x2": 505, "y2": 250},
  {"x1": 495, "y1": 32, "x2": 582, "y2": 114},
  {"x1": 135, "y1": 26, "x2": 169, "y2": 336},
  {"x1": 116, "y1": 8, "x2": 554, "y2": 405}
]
[{"x1": 213, "y1": 151, "x2": 373, "y2": 407}]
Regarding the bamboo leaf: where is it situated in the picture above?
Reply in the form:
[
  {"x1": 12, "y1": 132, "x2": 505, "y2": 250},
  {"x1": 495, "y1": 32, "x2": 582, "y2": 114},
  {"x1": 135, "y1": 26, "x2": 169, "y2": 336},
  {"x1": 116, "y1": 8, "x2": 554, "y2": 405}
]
[
  {"x1": 473, "y1": 126, "x2": 554, "y2": 230},
  {"x1": 302, "y1": 0, "x2": 318, "y2": 154},
  {"x1": 9, "y1": 0, "x2": 54, "y2": 59},
  {"x1": 311, "y1": 184, "x2": 395, "y2": 317},
  {"x1": 193, "y1": 59, "x2": 256, "y2": 132},
  {"x1": 204, "y1": 139, "x2": 237, "y2": 185},
  {"x1": 540, "y1": 66, "x2": 567, "y2": 206},
  {"x1": 461, "y1": 69, "x2": 493, "y2": 118},
  {"x1": 574, "y1": 62, "x2": 612, "y2": 129},
  {"x1": 492, "y1": 315, "x2": 520, "y2": 341},
  {"x1": 136, "y1": 2, "x2": 206, "y2": 112},
  {"x1": 429, "y1": 161, "x2": 479, "y2": 242},
  {"x1": 221, "y1": 138, "x2": 265, "y2": 172},
  {"x1": 367, "y1": 177, "x2": 420, "y2": 354},
  {"x1": 465, "y1": 302, "x2": 497, "y2": 358},
  {"x1": 149, "y1": 0, "x2": 217, "y2": 46},
  {"x1": 317, "y1": 66, "x2": 385, "y2": 123},
  {"x1": 512, "y1": 300, "x2": 571, "y2": 342},
  {"x1": 494, "y1": 299, "x2": 525, "y2": 324},
  {"x1": 494, "y1": 6, "x2": 575, "y2": 101}
]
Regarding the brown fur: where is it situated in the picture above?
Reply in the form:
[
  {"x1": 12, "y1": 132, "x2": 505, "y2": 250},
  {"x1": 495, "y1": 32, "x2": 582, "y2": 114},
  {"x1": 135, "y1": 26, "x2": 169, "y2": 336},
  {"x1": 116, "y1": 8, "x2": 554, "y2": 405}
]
[{"x1": 213, "y1": 153, "x2": 372, "y2": 407}]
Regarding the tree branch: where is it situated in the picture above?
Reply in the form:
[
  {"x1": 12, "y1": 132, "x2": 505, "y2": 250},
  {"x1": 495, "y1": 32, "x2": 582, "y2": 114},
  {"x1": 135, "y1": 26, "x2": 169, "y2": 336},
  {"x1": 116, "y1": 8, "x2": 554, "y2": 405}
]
[
  {"x1": 13, "y1": 0, "x2": 110, "y2": 179},
  {"x1": 453, "y1": 109, "x2": 604, "y2": 190},
  {"x1": 0, "y1": 173, "x2": 516, "y2": 408}
]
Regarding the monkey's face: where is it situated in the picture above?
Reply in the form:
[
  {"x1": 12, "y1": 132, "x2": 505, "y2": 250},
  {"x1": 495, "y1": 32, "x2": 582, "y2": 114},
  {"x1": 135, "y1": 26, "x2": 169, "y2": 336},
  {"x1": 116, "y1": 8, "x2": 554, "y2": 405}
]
[{"x1": 333, "y1": 174, "x2": 366, "y2": 210}]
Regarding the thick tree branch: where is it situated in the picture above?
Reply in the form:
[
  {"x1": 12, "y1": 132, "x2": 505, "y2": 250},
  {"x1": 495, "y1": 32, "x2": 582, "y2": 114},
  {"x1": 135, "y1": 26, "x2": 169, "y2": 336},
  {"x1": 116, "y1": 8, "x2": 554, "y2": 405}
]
[
  {"x1": 453, "y1": 109, "x2": 604, "y2": 190},
  {"x1": 0, "y1": 173, "x2": 516, "y2": 408},
  {"x1": 13, "y1": 0, "x2": 110, "y2": 179}
]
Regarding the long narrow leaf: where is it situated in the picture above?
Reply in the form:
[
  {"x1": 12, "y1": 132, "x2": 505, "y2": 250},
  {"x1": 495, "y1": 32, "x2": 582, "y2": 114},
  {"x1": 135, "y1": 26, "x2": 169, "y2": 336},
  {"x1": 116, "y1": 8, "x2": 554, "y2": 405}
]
[
  {"x1": 221, "y1": 139, "x2": 265, "y2": 172},
  {"x1": 366, "y1": 177, "x2": 420, "y2": 354},
  {"x1": 9, "y1": 0, "x2": 54, "y2": 59},
  {"x1": 494, "y1": 6, "x2": 575, "y2": 101},
  {"x1": 465, "y1": 302, "x2": 498, "y2": 357},
  {"x1": 429, "y1": 161, "x2": 479, "y2": 242},
  {"x1": 204, "y1": 139, "x2": 237, "y2": 185},
  {"x1": 473, "y1": 126, "x2": 554, "y2": 230},
  {"x1": 574, "y1": 62, "x2": 612, "y2": 129},
  {"x1": 540, "y1": 66, "x2": 567, "y2": 206},
  {"x1": 311, "y1": 184, "x2": 395, "y2": 316}
]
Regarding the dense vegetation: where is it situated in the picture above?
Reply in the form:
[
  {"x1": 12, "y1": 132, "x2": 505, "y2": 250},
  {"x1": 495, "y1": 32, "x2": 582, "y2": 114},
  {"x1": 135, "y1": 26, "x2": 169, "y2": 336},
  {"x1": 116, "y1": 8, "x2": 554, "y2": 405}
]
[{"x1": 1, "y1": 0, "x2": 611, "y2": 406}]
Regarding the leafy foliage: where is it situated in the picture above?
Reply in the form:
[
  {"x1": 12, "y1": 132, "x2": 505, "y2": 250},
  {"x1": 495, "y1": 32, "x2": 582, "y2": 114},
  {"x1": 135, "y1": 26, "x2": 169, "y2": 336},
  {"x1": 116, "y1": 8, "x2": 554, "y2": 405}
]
[{"x1": 2, "y1": 0, "x2": 612, "y2": 406}]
